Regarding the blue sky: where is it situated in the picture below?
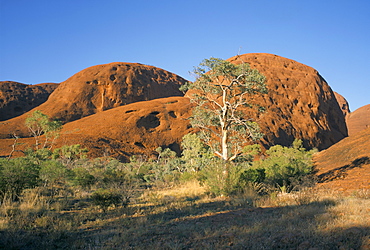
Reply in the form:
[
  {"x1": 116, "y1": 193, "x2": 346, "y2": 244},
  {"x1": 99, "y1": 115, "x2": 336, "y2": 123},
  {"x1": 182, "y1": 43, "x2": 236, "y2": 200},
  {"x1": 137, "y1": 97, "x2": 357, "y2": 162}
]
[{"x1": 0, "y1": 0, "x2": 369, "y2": 111}]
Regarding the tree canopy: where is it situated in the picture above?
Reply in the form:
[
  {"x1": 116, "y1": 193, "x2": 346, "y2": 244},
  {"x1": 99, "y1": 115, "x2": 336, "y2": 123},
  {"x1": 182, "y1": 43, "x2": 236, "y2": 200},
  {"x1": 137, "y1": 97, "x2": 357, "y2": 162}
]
[{"x1": 181, "y1": 57, "x2": 267, "y2": 161}]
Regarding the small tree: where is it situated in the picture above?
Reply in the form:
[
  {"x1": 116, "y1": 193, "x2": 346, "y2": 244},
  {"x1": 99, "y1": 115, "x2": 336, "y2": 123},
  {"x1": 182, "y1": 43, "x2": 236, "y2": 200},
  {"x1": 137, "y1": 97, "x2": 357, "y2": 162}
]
[
  {"x1": 25, "y1": 110, "x2": 62, "y2": 150},
  {"x1": 181, "y1": 133, "x2": 213, "y2": 172},
  {"x1": 181, "y1": 57, "x2": 267, "y2": 162}
]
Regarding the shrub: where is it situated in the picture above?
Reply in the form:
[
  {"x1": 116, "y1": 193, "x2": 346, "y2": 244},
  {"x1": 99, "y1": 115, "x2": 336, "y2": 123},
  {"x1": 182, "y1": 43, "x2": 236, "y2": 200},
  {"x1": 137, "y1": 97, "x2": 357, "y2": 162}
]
[
  {"x1": 239, "y1": 168, "x2": 266, "y2": 184},
  {"x1": 39, "y1": 160, "x2": 68, "y2": 197},
  {"x1": 0, "y1": 158, "x2": 40, "y2": 201},
  {"x1": 39, "y1": 160, "x2": 68, "y2": 185},
  {"x1": 91, "y1": 188, "x2": 128, "y2": 212},
  {"x1": 181, "y1": 133, "x2": 213, "y2": 172},
  {"x1": 200, "y1": 159, "x2": 245, "y2": 196},
  {"x1": 52, "y1": 144, "x2": 88, "y2": 167},
  {"x1": 253, "y1": 139, "x2": 317, "y2": 190},
  {"x1": 71, "y1": 167, "x2": 95, "y2": 188}
]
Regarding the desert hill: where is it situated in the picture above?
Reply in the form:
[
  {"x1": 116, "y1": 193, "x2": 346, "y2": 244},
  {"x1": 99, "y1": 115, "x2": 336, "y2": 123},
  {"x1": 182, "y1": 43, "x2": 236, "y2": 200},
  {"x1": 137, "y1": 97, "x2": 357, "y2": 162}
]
[
  {"x1": 0, "y1": 63, "x2": 187, "y2": 138},
  {"x1": 0, "y1": 81, "x2": 58, "y2": 121},
  {"x1": 227, "y1": 53, "x2": 347, "y2": 150},
  {"x1": 346, "y1": 104, "x2": 370, "y2": 136},
  {"x1": 314, "y1": 126, "x2": 370, "y2": 192},
  {"x1": 0, "y1": 96, "x2": 193, "y2": 161},
  {"x1": 0, "y1": 53, "x2": 350, "y2": 160},
  {"x1": 332, "y1": 91, "x2": 369, "y2": 137}
]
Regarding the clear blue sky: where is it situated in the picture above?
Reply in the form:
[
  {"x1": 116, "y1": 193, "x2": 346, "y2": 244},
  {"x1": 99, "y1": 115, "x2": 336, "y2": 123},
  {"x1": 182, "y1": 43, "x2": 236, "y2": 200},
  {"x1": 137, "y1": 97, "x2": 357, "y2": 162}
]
[{"x1": 1, "y1": 0, "x2": 369, "y2": 111}]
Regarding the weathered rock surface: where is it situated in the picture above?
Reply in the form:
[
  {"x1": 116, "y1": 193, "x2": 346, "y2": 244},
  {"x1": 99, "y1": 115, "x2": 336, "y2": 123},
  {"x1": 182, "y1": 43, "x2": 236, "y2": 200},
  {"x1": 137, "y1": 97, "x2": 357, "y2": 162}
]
[
  {"x1": 0, "y1": 81, "x2": 58, "y2": 121},
  {"x1": 43, "y1": 62, "x2": 186, "y2": 123},
  {"x1": 314, "y1": 126, "x2": 370, "y2": 192},
  {"x1": 0, "y1": 97, "x2": 193, "y2": 161},
  {"x1": 60, "y1": 96, "x2": 193, "y2": 160},
  {"x1": 0, "y1": 63, "x2": 187, "y2": 138},
  {"x1": 334, "y1": 92, "x2": 350, "y2": 117},
  {"x1": 226, "y1": 53, "x2": 347, "y2": 150},
  {"x1": 346, "y1": 104, "x2": 370, "y2": 136}
]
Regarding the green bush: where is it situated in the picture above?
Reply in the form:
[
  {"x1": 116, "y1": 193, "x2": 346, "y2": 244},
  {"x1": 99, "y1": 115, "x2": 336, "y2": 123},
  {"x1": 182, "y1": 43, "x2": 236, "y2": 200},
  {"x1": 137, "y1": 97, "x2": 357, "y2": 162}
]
[
  {"x1": 181, "y1": 133, "x2": 213, "y2": 172},
  {"x1": 39, "y1": 160, "x2": 68, "y2": 185},
  {"x1": 0, "y1": 158, "x2": 40, "y2": 201},
  {"x1": 52, "y1": 144, "x2": 88, "y2": 166},
  {"x1": 91, "y1": 188, "x2": 128, "y2": 211},
  {"x1": 253, "y1": 139, "x2": 317, "y2": 189},
  {"x1": 200, "y1": 159, "x2": 245, "y2": 196},
  {"x1": 71, "y1": 167, "x2": 96, "y2": 188},
  {"x1": 239, "y1": 168, "x2": 266, "y2": 184}
]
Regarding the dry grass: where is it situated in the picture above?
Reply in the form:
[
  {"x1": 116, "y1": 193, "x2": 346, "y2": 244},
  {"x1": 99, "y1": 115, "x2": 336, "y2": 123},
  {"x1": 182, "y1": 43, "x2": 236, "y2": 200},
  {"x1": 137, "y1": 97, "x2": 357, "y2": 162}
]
[{"x1": 0, "y1": 182, "x2": 369, "y2": 249}]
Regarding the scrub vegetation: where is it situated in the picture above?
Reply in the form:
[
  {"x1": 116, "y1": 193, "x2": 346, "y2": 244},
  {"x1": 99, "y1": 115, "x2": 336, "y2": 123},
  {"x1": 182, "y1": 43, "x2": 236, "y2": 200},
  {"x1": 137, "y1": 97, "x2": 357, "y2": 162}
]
[{"x1": 1, "y1": 131, "x2": 369, "y2": 249}]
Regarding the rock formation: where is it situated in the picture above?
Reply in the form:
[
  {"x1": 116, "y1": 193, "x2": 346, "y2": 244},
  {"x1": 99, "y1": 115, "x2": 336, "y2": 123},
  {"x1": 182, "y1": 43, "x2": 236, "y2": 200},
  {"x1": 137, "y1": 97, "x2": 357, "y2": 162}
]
[
  {"x1": 0, "y1": 53, "x2": 349, "y2": 158},
  {"x1": 226, "y1": 53, "x2": 347, "y2": 150},
  {"x1": 0, "y1": 81, "x2": 58, "y2": 121},
  {"x1": 334, "y1": 92, "x2": 350, "y2": 117},
  {"x1": 314, "y1": 126, "x2": 370, "y2": 192},
  {"x1": 59, "y1": 96, "x2": 193, "y2": 160},
  {"x1": 346, "y1": 104, "x2": 370, "y2": 136},
  {"x1": 41, "y1": 62, "x2": 187, "y2": 123},
  {"x1": 0, "y1": 63, "x2": 187, "y2": 138},
  {"x1": 0, "y1": 97, "x2": 193, "y2": 161}
]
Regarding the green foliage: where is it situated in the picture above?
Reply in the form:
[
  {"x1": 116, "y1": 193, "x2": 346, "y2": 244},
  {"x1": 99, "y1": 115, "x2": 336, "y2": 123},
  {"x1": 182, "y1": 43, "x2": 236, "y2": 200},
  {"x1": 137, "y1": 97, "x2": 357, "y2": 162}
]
[
  {"x1": 39, "y1": 160, "x2": 68, "y2": 185},
  {"x1": 183, "y1": 57, "x2": 267, "y2": 161},
  {"x1": 25, "y1": 110, "x2": 62, "y2": 149},
  {"x1": 239, "y1": 168, "x2": 266, "y2": 184},
  {"x1": 0, "y1": 157, "x2": 40, "y2": 201},
  {"x1": 71, "y1": 167, "x2": 96, "y2": 188},
  {"x1": 52, "y1": 144, "x2": 88, "y2": 166},
  {"x1": 24, "y1": 148, "x2": 53, "y2": 164},
  {"x1": 252, "y1": 139, "x2": 317, "y2": 189},
  {"x1": 195, "y1": 139, "x2": 316, "y2": 196},
  {"x1": 200, "y1": 159, "x2": 245, "y2": 196},
  {"x1": 181, "y1": 133, "x2": 213, "y2": 172},
  {"x1": 91, "y1": 188, "x2": 127, "y2": 212}
]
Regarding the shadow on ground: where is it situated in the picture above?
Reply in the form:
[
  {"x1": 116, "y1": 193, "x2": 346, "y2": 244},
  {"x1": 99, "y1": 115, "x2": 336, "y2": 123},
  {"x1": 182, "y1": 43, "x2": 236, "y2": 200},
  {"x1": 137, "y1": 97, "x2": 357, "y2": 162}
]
[
  {"x1": 2, "y1": 198, "x2": 369, "y2": 249},
  {"x1": 317, "y1": 156, "x2": 370, "y2": 183}
]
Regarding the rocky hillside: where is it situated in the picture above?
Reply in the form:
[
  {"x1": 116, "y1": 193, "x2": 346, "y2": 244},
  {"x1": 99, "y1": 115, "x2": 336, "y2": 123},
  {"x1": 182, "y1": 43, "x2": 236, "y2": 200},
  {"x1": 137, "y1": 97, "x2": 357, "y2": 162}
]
[
  {"x1": 0, "y1": 63, "x2": 187, "y2": 138},
  {"x1": 314, "y1": 126, "x2": 370, "y2": 192},
  {"x1": 0, "y1": 81, "x2": 58, "y2": 121},
  {"x1": 346, "y1": 104, "x2": 370, "y2": 136},
  {"x1": 227, "y1": 53, "x2": 347, "y2": 150}
]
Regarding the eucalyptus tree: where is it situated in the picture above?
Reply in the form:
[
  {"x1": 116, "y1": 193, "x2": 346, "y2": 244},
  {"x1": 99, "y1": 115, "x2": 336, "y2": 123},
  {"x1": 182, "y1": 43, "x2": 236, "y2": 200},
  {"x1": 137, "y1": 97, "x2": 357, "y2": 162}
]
[
  {"x1": 25, "y1": 110, "x2": 62, "y2": 150},
  {"x1": 181, "y1": 57, "x2": 267, "y2": 162}
]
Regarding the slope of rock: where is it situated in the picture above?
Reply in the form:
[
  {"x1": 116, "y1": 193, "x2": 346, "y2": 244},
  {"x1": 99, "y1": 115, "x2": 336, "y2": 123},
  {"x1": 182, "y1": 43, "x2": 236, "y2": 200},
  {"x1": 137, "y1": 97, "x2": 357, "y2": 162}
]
[
  {"x1": 0, "y1": 81, "x2": 58, "y2": 121},
  {"x1": 226, "y1": 53, "x2": 347, "y2": 150},
  {"x1": 0, "y1": 97, "x2": 193, "y2": 161},
  {"x1": 346, "y1": 104, "x2": 370, "y2": 136},
  {"x1": 314, "y1": 127, "x2": 370, "y2": 192},
  {"x1": 0, "y1": 63, "x2": 187, "y2": 138}
]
